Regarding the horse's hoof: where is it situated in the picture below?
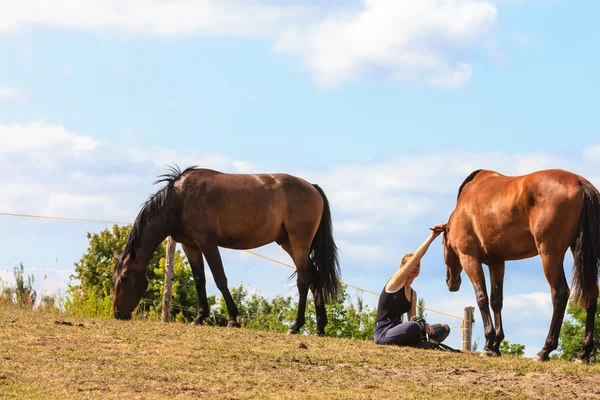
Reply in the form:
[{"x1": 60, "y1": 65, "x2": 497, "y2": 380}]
[
  {"x1": 227, "y1": 321, "x2": 241, "y2": 328},
  {"x1": 532, "y1": 354, "x2": 549, "y2": 362},
  {"x1": 190, "y1": 318, "x2": 204, "y2": 326},
  {"x1": 287, "y1": 329, "x2": 300, "y2": 335},
  {"x1": 480, "y1": 348, "x2": 498, "y2": 357},
  {"x1": 315, "y1": 331, "x2": 326, "y2": 337}
]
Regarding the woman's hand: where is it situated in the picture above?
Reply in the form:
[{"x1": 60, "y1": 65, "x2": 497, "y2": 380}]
[
  {"x1": 429, "y1": 223, "x2": 446, "y2": 239},
  {"x1": 426, "y1": 324, "x2": 434, "y2": 336}
]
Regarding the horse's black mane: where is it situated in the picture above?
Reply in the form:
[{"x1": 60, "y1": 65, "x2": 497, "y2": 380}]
[
  {"x1": 457, "y1": 169, "x2": 483, "y2": 201},
  {"x1": 114, "y1": 165, "x2": 197, "y2": 275}
]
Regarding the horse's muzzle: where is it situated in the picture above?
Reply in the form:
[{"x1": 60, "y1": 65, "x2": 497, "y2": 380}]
[
  {"x1": 447, "y1": 278, "x2": 461, "y2": 292},
  {"x1": 114, "y1": 309, "x2": 132, "y2": 320}
]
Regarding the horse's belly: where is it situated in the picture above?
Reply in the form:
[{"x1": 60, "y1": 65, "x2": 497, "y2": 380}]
[
  {"x1": 218, "y1": 235, "x2": 278, "y2": 250},
  {"x1": 482, "y1": 231, "x2": 538, "y2": 262},
  {"x1": 217, "y1": 217, "x2": 283, "y2": 250}
]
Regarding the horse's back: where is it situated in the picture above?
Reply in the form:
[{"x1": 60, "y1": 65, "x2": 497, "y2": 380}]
[
  {"x1": 453, "y1": 169, "x2": 586, "y2": 261},
  {"x1": 175, "y1": 169, "x2": 322, "y2": 249},
  {"x1": 177, "y1": 169, "x2": 310, "y2": 193},
  {"x1": 462, "y1": 169, "x2": 585, "y2": 208}
]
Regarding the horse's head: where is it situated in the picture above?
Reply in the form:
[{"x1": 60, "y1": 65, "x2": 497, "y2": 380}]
[
  {"x1": 442, "y1": 230, "x2": 463, "y2": 292},
  {"x1": 112, "y1": 252, "x2": 148, "y2": 320}
]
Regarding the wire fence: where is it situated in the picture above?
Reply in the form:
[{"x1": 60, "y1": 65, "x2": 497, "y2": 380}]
[{"x1": 0, "y1": 211, "x2": 465, "y2": 323}]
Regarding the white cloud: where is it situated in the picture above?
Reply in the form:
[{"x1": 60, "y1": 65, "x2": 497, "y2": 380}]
[
  {"x1": 336, "y1": 219, "x2": 373, "y2": 234},
  {"x1": 504, "y1": 292, "x2": 552, "y2": 318},
  {"x1": 0, "y1": 182, "x2": 47, "y2": 214},
  {"x1": 0, "y1": 86, "x2": 26, "y2": 100},
  {"x1": 0, "y1": 121, "x2": 266, "y2": 222},
  {"x1": 584, "y1": 144, "x2": 600, "y2": 161},
  {"x1": 66, "y1": 171, "x2": 145, "y2": 188},
  {"x1": 0, "y1": 0, "x2": 309, "y2": 38},
  {"x1": 274, "y1": 0, "x2": 498, "y2": 88},
  {"x1": 333, "y1": 190, "x2": 432, "y2": 216},
  {"x1": 427, "y1": 293, "x2": 476, "y2": 320},
  {"x1": 40, "y1": 193, "x2": 122, "y2": 220},
  {"x1": 0, "y1": 121, "x2": 100, "y2": 154},
  {"x1": 337, "y1": 240, "x2": 389, "y2": 262},
  {"x1": 513, "y1": 152, "x2": 558, "y2": 174},
  {"x1": 125, "y1": 146, "x2": 252, "y2": 174},
  {"x1": 233, "y1": 160, "x2": 259, "y2": 173},
  {"x1": 0, "y1": 0, "x2": 508, "y2": 89}
]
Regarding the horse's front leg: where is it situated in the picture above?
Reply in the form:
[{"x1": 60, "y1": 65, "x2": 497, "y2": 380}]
[
  {"x1": 460, "y1": 254, "x2": 496, "y2": 356},
  {"x1": 181, "y1": 244, "x2": 210, "y2": 325},
  {"x1": 488, "y1": 262, "x2": 506, "y2": 356},
  {"x1": 203, "y1": 243, "x2": 240, "y2": 328}
]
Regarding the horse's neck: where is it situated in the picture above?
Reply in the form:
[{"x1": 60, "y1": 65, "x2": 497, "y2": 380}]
[{"x1": 132, "y1": 214, "x2": 173, "y2": 267}]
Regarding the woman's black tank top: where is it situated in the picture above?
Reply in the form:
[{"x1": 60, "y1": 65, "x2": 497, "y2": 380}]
[{"x1": 375, "y1": 282, "x2": 413, "y2": 322}]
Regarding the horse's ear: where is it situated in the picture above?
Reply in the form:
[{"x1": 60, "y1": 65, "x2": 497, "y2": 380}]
[{"x1": 113, "y1": 252, "x2": 121, "y2": 261}]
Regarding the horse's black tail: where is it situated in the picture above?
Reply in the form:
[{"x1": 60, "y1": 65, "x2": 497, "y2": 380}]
[
  {"x1": 572, "y1": 181, "x2": 600, "y2": 310},
  {"x1": 310, "y1": 184, "x2": 341, "y2": 304}
]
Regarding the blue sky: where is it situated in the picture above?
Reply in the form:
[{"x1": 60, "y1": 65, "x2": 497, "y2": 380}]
[{"x1": 1, "y1": 0, "x2": 599, "y2": 357}]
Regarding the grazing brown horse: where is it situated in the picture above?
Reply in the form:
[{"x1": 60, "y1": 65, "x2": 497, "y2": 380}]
[
  {"x1": 112, "y1": 166, "x2": 341, "y2": 336},
  {"x1": 442, "y1": 169, "x2": 599, "y2": 362}
]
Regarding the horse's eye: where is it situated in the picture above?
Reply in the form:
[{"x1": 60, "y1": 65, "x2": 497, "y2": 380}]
[{"x1": 121, "y1": 274, "x2": 129, "y2": 281}]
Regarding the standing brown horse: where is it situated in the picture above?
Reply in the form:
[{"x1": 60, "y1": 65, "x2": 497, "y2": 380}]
[
  {"x1": 442, "y1": 169, "x2": 599, "y2": 362},
  {"x1": 112, "y1": 166, "x2": 341, "y2": 336}
]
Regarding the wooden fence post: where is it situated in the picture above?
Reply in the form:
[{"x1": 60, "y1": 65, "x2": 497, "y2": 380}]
[
  {"x1": 462, "y1": 306, "x2": 474, "y2": 352},
  {"x1": 161, "y1": 236, "x2": 176, "y2": 323}
]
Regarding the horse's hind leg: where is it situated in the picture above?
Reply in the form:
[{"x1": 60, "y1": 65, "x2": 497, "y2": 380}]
[
  {"x1": 460, "y1": 254, "x2": 497, "y2": 356},
  {"x1": 535, "y1": 251, "x2": 569, "y2": 361},
  {"x1": 181, "y1": 244, "x2": 210, "y2": 325},
  {"x1": 280, "y1": 239, "x2": 327, "y2": 336},
  {"x1": 203, "y1": 244, "x2": 240, "y2": 328},
  {"x1": 279, "y1": 239, "x2": 311, "y2": 335},
  {"x1": 488, "y1": 262, "x2": 506, "y2": 356}
]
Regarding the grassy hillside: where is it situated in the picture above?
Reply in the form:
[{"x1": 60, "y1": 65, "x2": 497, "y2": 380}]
[{"x1": 1, "y1": 304, "x2": 599, "y2": 399}]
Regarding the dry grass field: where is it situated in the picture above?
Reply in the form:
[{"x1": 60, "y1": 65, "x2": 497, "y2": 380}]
[{"x1": 1, "y1": 304, "x2": 599, "y2": 399}]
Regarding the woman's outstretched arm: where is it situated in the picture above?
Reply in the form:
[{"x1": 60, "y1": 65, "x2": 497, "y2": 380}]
[{"x1": 385, "y1": 224, "x2": 446, "y2": 292}]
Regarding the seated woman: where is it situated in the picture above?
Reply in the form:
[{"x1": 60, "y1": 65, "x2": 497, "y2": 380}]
[{"x1": 374, "y1": 224, "x2": 450, "y2": 346}]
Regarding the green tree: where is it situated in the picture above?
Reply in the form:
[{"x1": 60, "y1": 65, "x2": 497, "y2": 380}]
[
  {"x1": 500, "y1": 340, "x2": 526, "y2": 357},
  {"x1": 316, "y1": 286, "x2": 377, "y2": 339},
  {"x1": 212, "y1": 284, "x2": 378, "y2": 340},
  {"x1": 555, "y1": 297, "x2": 600, "y2": 363},
  {"x1": 65, "y1": 224, "x2": 197, "y2": 320},
  {"x1": 214, "y1": 285, "x2": 295, "y2": 331},
  {"x1": 417, "y1": 297, "x2": 427, "y2": 320}
]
